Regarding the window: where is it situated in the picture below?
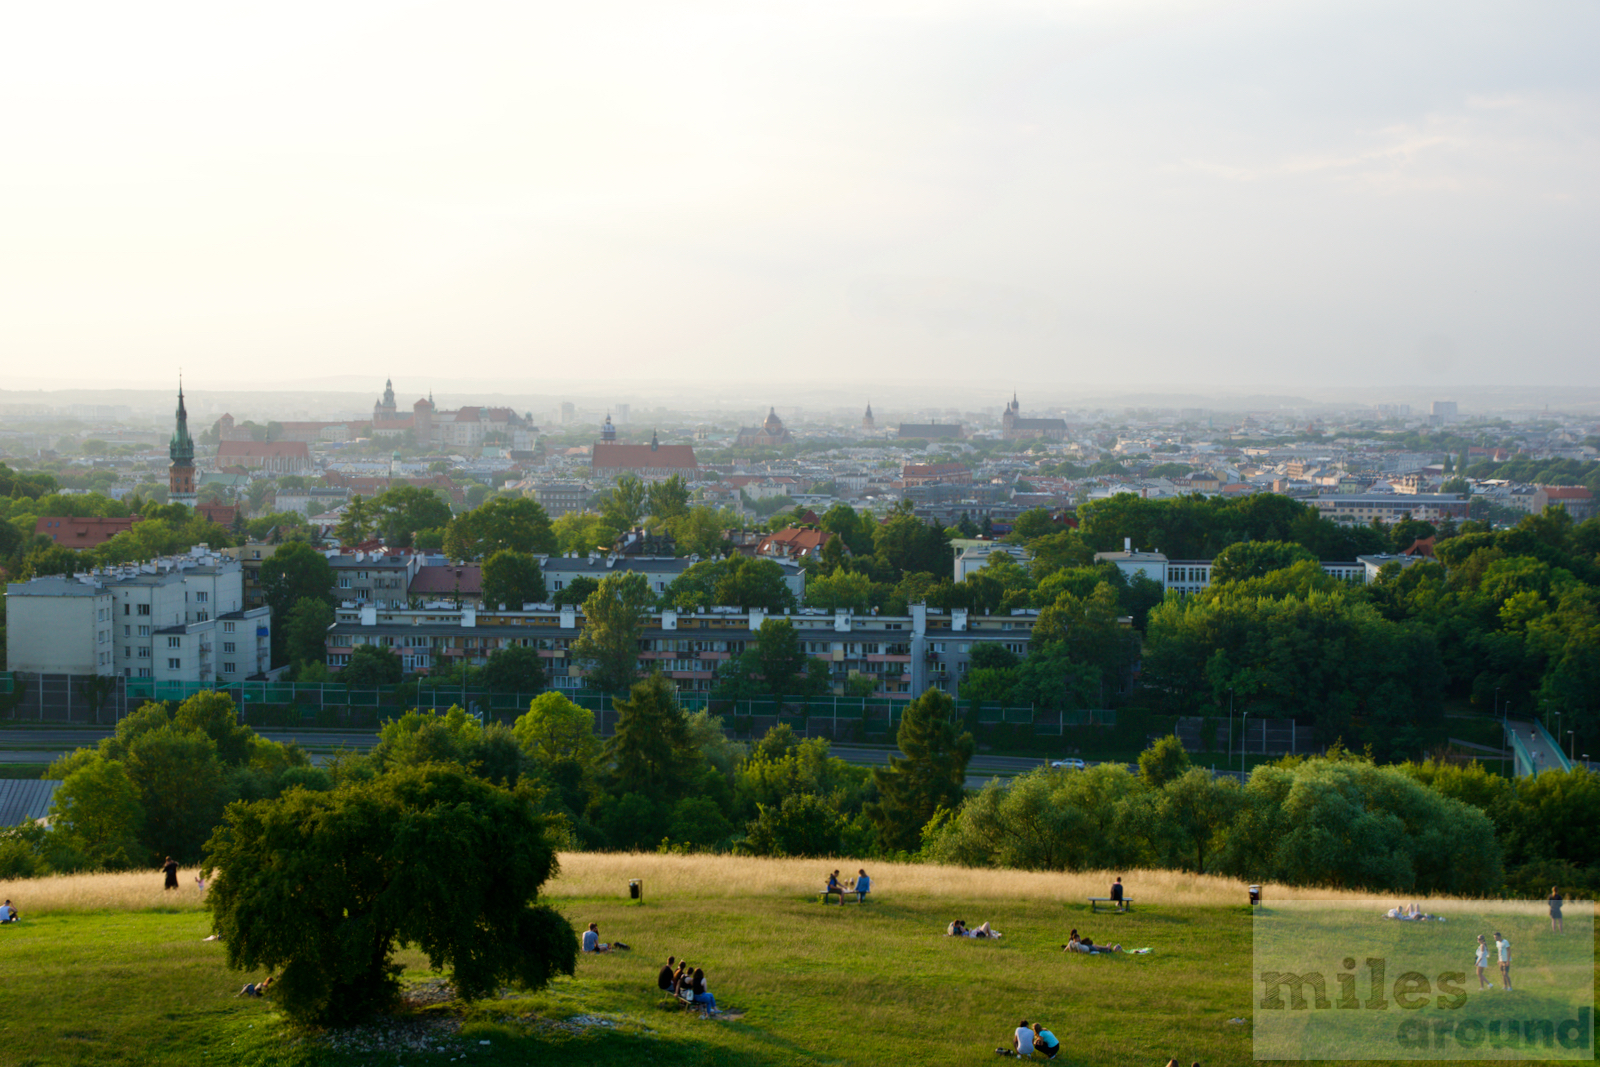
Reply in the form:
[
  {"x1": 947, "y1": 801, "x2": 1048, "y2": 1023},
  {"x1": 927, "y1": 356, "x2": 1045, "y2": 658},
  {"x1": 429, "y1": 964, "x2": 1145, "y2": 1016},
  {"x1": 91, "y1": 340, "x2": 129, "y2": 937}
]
[
  {"x1": 138, "y1": 667, "x2": 151, "y2": 678},
  {"x1": 138, "y1": 648, "x2": 150, "y2": 659},
  {"x1": 168, "y1": 658, "x2": 181, "y2": 669},
  {"x1": 138, "y1": 625, "x2": 150, "y2": 637},
  {"x1": 123, "y1": 625, "x2": 130, "y2": 637},
  {"x1": 223, "y1": 621, "x2": 235, "y2": 633},
  {"x1": 338, "y1": 577, "x2": 352, "y2": 589},
  {"x1": 167, "y1": 637, "x2": 182, "y2": 648},
  {"x1": 223, "y1": 642, "x2": 236, "y2": 653},
  {"x1": 137, "y1": 604, "x2": 150, "y2": 616},
  {"x1": 196, "y1": 611, "x2": 208, "y2": 622},
  {"x1": 124, "y1": 647, "x2": 131, "y2": 658},
  {"x1": 195, "y1": 591, "x2": 208, "y2": 603},
  {"x1": 124, "y1": 604, "x2": 130, "y2": 615},
  {"x1": 223, "y1": 662, "x2": 236, "y2": 674}
]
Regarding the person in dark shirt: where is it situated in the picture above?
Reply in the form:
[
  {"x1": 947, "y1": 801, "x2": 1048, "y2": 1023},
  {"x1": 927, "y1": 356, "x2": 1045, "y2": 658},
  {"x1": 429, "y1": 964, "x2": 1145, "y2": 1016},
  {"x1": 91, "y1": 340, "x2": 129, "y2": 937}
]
[
  {"x1": 161, "y1": 857, "x2": 180, "y2": 891},
  {"x1": 1110, "y1": 876, "x2": 1125, "y2": 912},
  {"x1": 658, "y1": 956, "x2": 678, "y2": 991},
  {"x1": 1550, "y1": 887, "x2": 1564, "y2": 934}
]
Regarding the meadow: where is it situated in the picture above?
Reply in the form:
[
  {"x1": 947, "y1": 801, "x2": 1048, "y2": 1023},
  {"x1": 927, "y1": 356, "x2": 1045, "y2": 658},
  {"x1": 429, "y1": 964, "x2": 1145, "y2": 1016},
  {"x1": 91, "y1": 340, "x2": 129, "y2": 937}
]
[{"x1": 0, "y1": 857, "x2": 1590, "y2": 1067}]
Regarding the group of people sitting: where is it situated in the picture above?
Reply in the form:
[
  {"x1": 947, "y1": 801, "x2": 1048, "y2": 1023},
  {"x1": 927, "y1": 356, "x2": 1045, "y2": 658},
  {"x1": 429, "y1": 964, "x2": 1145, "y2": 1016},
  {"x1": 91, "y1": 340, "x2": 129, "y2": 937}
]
[
  {"x1": 0, "y1": 899, "x2": 19, "y2": 924},
  {"x1": 1385, "y1": 903, "x2": 1441, "y2": 922},
  {"x1": 822, "y1": 868, "x2": 871, "y2": 904},
  {"x1": 948, "y1": 919, "x2": 1003, "y2": 939},
  {"x1": 1065, "y1": 929, "x2": 1124, "y2": 954},
  {"x1": 657, "y1": 955, "x2": 717, "y2": 1012},
  {"x1": 999, "y1": 1020, "x2": 1060, "y2": 1058},
  {"x1": 581, "y1": 922, "x2": 631, "y2": 952}
]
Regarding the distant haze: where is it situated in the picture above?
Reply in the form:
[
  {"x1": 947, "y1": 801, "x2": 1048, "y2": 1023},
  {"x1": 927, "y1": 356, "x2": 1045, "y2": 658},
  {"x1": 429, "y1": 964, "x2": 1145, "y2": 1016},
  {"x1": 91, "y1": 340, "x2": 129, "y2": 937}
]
[{"x1": 3, "y1": 1, "x2": 1596, "y2": 390}]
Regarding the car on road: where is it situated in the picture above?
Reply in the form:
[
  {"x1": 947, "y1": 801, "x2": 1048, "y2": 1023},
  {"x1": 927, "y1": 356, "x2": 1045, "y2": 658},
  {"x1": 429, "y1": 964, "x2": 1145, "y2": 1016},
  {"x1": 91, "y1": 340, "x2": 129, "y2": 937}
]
[{"x1": 1050, "y1": 758, "x2": 1086, "y2": 770}]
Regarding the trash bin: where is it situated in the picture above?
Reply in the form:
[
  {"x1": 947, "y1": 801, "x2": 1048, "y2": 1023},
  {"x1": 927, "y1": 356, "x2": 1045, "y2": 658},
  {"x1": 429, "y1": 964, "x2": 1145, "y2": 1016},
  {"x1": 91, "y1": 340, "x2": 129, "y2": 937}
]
[
  {"x1": 629, "y1": 879, "x2": 643, "y2": 901},
  {"x1": 1249, "y1": 885, "x2": 1261, "y2": 906}
]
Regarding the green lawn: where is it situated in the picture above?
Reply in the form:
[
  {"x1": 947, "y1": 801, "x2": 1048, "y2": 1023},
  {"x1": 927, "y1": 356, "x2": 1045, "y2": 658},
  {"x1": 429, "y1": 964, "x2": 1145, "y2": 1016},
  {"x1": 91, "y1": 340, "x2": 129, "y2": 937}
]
[{"x1": 2, "y1": 890, "x2": 1591, "y2": 1067}]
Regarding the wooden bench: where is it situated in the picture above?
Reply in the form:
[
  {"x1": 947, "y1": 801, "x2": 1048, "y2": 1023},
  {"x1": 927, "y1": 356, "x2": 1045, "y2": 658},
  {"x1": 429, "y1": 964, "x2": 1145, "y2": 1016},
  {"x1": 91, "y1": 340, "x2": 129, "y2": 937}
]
[
  {"x1": 673, "y1": 987, "x2": 710, "y2": 1013},
  {"x1": 1087, "y1": 897, "x2": 1132, "y2": 912},
  {"x1": 819, "y1": 887, "x2": 870, "y2": 904}
]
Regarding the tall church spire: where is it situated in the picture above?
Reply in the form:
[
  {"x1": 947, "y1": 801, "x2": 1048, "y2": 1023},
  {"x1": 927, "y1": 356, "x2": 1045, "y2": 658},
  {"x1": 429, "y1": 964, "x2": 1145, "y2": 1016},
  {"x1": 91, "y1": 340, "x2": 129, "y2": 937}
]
[{"x1": 169, "y1": 379, "x2": 197, "y2": 507}]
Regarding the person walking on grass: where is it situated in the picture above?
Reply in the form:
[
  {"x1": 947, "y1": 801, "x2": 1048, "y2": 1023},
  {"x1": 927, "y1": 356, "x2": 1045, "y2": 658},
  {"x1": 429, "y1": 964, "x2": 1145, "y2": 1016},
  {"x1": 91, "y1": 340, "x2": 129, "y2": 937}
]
[
  {"x1": 1494, "y1": 932, "x2": 1513, "y2": 991},
  {"x1": 1475, "y1": 935, "x2": 1492, "y2": 990},
  {"x1": 1550, "y1": 886, "x2": 1564, "y2": 934},
  {"x1": 161, "y1": 856, "x2": 179, "y2": 891}
]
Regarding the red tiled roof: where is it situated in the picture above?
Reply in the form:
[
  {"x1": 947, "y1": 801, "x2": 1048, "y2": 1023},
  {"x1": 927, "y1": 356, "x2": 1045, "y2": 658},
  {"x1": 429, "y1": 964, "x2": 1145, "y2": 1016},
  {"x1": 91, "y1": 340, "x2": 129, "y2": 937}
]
[
  {"x1": 217, "y1": 440, "x2": 312, "y2": 460},
  {"x1": 34, "y1": 515, "x2": 142, "y2": 549},
  {"x1": 196, "y1": 503, "x2": 239, "y2": 527},
  {"x1": 591, "y1": 444, "x2": 698, "y2": 471},
  {"x1": 409, "y1": 565, "x2": 483, "y2": 596},
  {"x1": 756, "y1": 527, "x2": 839, "y2": 559}
]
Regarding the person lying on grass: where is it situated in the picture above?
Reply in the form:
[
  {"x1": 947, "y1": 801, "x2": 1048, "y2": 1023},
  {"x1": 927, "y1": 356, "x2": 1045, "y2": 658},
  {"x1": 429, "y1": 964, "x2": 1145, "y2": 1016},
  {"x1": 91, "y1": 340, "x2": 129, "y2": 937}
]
[
  {"x1": 235, "y1": 977, "x2": 273, "y2": 998},
  {"x1": 1065, "y1": 931, "x2": 1123, "y2": 954},
  {"x1": 948, "y1": 919, "x2": 1002, "y2": 938}
]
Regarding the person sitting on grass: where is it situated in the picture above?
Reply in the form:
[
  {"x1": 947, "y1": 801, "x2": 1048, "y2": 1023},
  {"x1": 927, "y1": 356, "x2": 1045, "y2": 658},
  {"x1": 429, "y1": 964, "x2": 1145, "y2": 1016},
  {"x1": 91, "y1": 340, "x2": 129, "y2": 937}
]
[
  {"x1": 691, "y1": 967, "x2": 717, "y2": 1013},
  {"x1": 0, "y1": 899, "x2": 18, "y2": 924},
  {"x1": 658, "y1": 955, "x2": 678, "y2": 992},
  {"x1": 581, "y1": 921, "x2": 629, "y2": 952},
  {"x1": 1031, "y1": 1023, "x2": 1060, "y2": 1059},
  {"x1": 1012, "y1": 1019, "x2": 1036, "y2": 1056},
  {"x1": 235, "y1": 976, "x2": 273, "y2": 998}
]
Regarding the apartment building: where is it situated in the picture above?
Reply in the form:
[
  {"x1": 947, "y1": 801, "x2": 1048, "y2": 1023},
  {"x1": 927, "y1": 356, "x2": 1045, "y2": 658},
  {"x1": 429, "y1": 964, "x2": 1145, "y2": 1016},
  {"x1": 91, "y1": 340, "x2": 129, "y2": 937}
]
[
  {"x1": 6, "y1": 548, "x2": 272, "y2": 684},
  {"x1": 329, "y1": 550, "x2": 423, "y2": 609},
  {"x1": 1309, "y1": 494, "x2": 1469, "y2": 524},
  {"x1": 325, "y1": 603, "x2": 1036, "y2": 700}
]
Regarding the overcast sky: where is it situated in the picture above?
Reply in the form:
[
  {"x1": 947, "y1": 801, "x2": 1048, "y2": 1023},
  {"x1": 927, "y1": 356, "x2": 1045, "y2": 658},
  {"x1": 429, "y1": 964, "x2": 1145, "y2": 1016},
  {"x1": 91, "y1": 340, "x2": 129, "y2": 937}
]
[{"x1": 2, "y1": 0, "x2": 1596, "y2": 393}]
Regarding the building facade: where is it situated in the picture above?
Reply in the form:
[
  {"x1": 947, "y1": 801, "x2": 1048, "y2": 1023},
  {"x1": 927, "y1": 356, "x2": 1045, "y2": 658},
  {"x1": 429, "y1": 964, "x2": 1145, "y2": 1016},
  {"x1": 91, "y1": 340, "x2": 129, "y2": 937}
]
[{"x1": 6, "y1": 548, "x2": 271, "y2": 683}]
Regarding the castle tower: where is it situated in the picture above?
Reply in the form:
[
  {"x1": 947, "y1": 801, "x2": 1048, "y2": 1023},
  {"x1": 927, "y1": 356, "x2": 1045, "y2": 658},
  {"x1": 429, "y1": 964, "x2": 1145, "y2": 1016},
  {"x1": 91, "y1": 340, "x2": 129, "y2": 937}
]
[{"x1": 169, "y1": 381, "x2": 197, "y2": 508}]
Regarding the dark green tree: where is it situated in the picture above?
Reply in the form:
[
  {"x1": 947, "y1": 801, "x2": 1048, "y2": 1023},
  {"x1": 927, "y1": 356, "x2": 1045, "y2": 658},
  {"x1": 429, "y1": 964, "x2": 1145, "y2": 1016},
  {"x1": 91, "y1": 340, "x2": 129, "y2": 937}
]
[
  {"x1": 443, "y1": 497, "x2": 557, "y2": 560},
  {"x1": 285, "y1": 597, "x2": 335, "y2": 669},
  {"x1": 866, "y1": 689, "x2": 974, "y2": 852},
  {"x1": 481, "y1": 644, "x2": 548, "y2": 696},
  {"x1": 370, "y1": 486, "x2": 453, "y2": 547},
  {"x1": 204, "y1": 765, "x2": 575, "y2": 1025},
  {"x1": 480, "y1": 549, "x2": 548, "y2": 610},
  {"x1": 604, "y1": 673, "x2": 704, "y2": 804},
  {"x1": 1137, "y1": 734, "x2": 1192, "y2": 788},
  {"x1": 570, "y1": 572, "x2": 651, "y2": 693},
  {"x1": 259, "y1": 541, "x2": 335, "y2": 665},
  {"x1": 339, "y1": 643, "x2": 404, "y2": 686}
]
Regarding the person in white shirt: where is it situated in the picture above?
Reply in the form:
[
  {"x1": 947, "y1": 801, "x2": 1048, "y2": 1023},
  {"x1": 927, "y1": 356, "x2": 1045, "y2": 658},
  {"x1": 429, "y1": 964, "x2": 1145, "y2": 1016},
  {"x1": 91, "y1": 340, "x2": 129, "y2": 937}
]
[
  {"x1": 1475, "y1": 935, "x2": 1492, "y2": 989},
  {"x1": 1494, "y1": 933, "x2": 1512, "y2": 991},
  {"x1": 1013, "y1": 1020, "x2": 1036, "y2": 1056}
]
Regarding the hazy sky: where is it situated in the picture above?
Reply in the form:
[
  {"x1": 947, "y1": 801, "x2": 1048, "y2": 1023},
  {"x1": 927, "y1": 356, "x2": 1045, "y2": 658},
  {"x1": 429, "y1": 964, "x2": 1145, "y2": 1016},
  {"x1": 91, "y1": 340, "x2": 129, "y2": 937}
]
[{"x1": 3, "y1": 1, "x2": 1596, "y2": 392}]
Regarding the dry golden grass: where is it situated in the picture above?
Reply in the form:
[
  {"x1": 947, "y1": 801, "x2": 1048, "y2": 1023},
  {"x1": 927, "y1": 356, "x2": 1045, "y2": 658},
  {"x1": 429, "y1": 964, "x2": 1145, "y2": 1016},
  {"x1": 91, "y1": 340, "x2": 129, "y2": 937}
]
[
  {"x1": 542, "y1": 851, "x2": 1385, "y2": 906},
  {"x1": 6, "y1": 854, "x2": 1505, "y2": 916},
  {"x1": 0, "y1": 867, "x2": 210, "y2": 915}
]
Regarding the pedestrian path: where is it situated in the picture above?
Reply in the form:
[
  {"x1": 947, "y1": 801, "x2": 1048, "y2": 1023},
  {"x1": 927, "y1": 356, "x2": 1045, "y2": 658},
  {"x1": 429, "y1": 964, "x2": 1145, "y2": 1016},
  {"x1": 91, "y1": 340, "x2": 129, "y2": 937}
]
[{"x1": 1505, "y1": 719, "x2": 1571, "y2": 777}]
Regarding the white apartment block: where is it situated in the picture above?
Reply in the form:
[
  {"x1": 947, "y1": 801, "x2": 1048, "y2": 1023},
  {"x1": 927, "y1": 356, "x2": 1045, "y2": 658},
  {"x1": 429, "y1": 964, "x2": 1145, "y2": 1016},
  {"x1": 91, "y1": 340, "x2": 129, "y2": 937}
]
[{"x1": 6, "y1": 548, "x2": 272, "y2": 685}]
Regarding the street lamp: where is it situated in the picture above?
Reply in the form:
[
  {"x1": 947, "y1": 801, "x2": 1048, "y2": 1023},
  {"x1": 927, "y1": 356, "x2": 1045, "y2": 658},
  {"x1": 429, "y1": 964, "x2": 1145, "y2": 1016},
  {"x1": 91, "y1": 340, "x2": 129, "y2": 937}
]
[
  {"x1": 1241, "y1": 711, "x2": 1250, "y2": 780},
  {"x1": 1228, "y1": 687, "x2": 1235, "y2": 763},
  {"x1": 1567, "y1": 730, "x2": 1575, "y2": 763},
  {"x1": 1494, "y1": 686, "x2": 1501, "y2": 722}
]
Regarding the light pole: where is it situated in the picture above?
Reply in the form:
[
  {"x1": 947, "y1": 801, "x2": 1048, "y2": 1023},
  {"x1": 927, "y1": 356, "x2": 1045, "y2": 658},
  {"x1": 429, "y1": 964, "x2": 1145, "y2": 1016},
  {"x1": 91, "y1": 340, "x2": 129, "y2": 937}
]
[
  {"x1": 1228, "y1": 686, "x2": 1235, "y2": 764},
  {"x1": 1241, "y1": 711, "x2": 1250, "y2": 779},
  {"x1": 1567, "y1": 730, "x2": 1575, "y2": 763},
  {"x1": 1494, "y1": 686, "x2": 1500, "y2": 722}
]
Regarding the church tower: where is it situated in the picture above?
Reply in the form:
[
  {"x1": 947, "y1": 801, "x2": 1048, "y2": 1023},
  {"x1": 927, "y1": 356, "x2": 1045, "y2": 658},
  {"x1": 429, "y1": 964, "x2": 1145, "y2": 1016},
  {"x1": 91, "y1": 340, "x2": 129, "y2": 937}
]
[
  {"x1": 862, "y1": 401, "x2": 875, "y2": 433},
  {"x1": 600, "y1": 414, "x2": 617, "y2": 444},
  {"x1": 168, "y1": 381, "x2": 197, "y2": 508}
]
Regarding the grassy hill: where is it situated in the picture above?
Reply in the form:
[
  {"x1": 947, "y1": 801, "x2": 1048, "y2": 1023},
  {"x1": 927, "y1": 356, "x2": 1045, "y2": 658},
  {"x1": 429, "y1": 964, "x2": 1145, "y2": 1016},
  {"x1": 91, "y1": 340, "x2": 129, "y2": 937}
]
[{"x1": 0, "y1": 857, "x2": 1587, "y2": 1067}]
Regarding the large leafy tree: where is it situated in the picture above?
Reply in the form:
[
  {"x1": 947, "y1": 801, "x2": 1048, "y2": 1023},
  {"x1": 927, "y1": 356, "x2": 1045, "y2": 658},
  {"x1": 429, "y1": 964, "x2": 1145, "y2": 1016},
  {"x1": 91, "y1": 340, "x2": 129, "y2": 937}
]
[
  {"x1": 204, "y1": 765, "x2": 576, "y2": 1025},
  {"x1": 866, "y1": 689, "x2": 974, "y2": 852},
  {"x1": 645, "y1": 474, "x2": 692, "y2": 522},
  {"x1": 339, "y1": 643, "x2": 404, "y2": 686},
  {"x1": 285, "y1": 597, "x2": 335, "y2": 670},
  {"x1": 335, "y1": 494, "x2": 375, "y2": 546},
  {"x1": 480, "y1": 644, "x2": 548, "y2": 696},
  {"x1": 259, "y1": 541, "x2": 335, "y2": 665},
  {"x1": 370, "y1": 485, "x2": 453, "y2": 547},
  {"x1": 660, "y1": 556, "x2": 796, "y2": 612},
  {"x1": 49, "y1": 756, "x2": 145, "y2": 868},
  {"x1": 513, "y1": 691, "x2": 600, "y2": 766},
  {"x1": 570, "y1": 572, "x2": 651, "y2": 693},
  {"x1": 601, "y1": 475, "x2": 648, "y2": 529},
  {"x1": 481, "y1": 549, "x2": 548, "y2": 610},
  {"x1": 443, "y1": 497, "x2": 557, "y2": 561}
]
